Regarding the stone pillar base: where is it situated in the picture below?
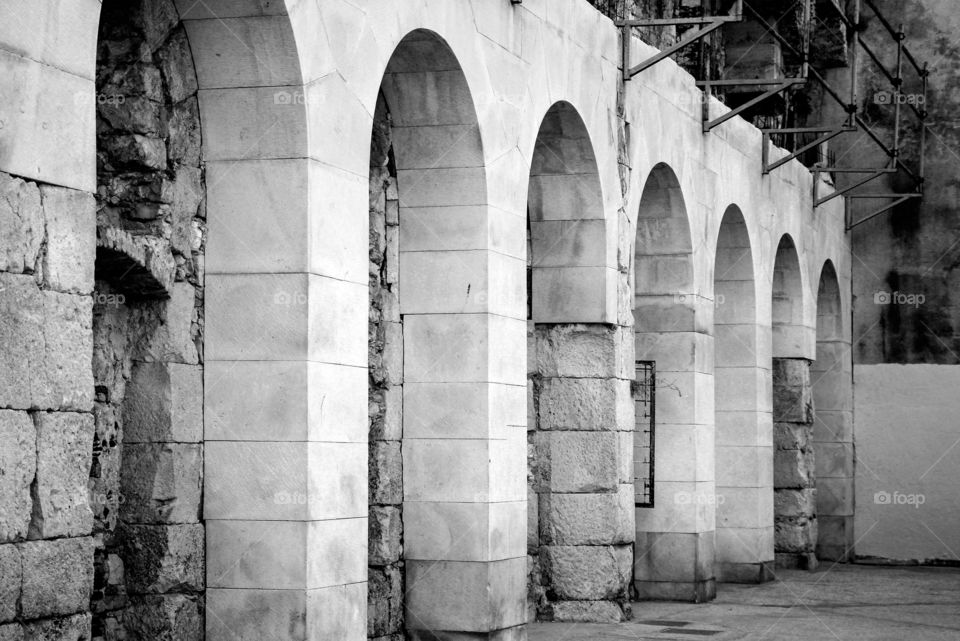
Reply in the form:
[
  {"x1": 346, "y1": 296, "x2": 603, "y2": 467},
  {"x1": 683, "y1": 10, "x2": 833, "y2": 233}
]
[
  {"x1": 775, "y1": 552, "x2": 819, "y2": 570},
  {"x1": 717, "y1": 561, "x2": 775, "y2": 583},
  {"x1": 408, "y1": 624, "x2": 527, "y2": 641},
  {"x1": 634, "y1": 579, "x2": 716, "y2": 603}
]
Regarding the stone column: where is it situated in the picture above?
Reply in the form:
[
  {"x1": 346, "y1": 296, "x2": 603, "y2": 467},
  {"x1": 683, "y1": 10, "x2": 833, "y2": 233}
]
[
  {"x1": 772, "y1": 358, "x2": 818, "y2": 569},
  {"x1": 530, "y1": 324, "x2": 635, "y2": 623},
  {"x1": 633, "y1": 297, "x2": 717, "y2": 602}
]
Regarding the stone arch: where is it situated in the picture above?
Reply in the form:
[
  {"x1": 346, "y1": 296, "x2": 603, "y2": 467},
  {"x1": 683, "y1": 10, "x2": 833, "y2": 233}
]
[
  {"x1": 772, "y1": 234, "x2": 806, "y2": 358},
  {"x1": 371, "y1": 29, "x2": 526, "y2": 638},
  {"x1": 525, "y1": 101, "x2": 632, "y2": 622},
  {"x1": 527, "y1": 101, "x2": 606, "y2": 322},
  {"x1": 632, "y1": 164, "x2": 715, "y2": 602},
  {"x1": 811, "y1": 260, "x2": 854, "y2": 562},
  {"x1": 712, "y1": 205, "x2": 774, "y2": 584}
]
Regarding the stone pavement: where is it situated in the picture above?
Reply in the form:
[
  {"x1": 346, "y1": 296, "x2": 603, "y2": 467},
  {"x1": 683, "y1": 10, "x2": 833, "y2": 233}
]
[{"x1": 530, "y1": 565, "x2": 960, "y2": 640}]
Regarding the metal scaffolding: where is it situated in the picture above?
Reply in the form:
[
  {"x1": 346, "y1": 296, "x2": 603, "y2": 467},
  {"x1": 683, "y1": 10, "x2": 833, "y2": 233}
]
[{"x1": 616, "y1": 0, "x2": 930, "y2": 227}]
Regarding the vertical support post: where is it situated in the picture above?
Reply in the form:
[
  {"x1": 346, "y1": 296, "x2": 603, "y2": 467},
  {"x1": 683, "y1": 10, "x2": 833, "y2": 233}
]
[
  {"x1": 919, "y1": 62, "x2": 929, "y2": 190},
  {"x1": 892, "y1": 25, "x2": 904, "y2": 165},
  {"x1": 848, "y1": 0, "x2": 861, "y2": 127},
  {"x1": 801, "y1": 0, "x2": 812, "y2": 79},
  {"x1": 622, "y1": 23, "x2": 632, "y2": 82}
]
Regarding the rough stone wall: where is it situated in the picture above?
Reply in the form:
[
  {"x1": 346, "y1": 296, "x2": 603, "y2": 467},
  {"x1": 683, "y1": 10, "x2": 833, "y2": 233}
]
[
  {"x1": 772, "y1": 358, "x2": 818, "y2": 570},
  {"x1": 528, "y1": 325, "x2": 635, "y2": 623},
  {"x1": 90, "y1": 1, "x2": 206, "y2": 639},
  {"x1": 367, "y1": 96, "x2": 405, "y2": 641},
  {"x1": 0, "y1": 170, "x2": 97, "y2": 639}
]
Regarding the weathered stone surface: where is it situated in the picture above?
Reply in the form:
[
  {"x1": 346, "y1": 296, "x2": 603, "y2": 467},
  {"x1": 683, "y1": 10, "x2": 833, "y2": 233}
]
[
  {"x1": 0, "y1": 411, "x2": 36, "y2": 542},
  {"x1": 30, "y1": 412, "x2": 95, "y2": 539},
  {"x1": 165, "y1": 99, "x2": 202, "y2": 167},
  {"x1": 124, "y1": 362, "x2": 202, "y2": 443},
  {"x1": 535, "y1": 324, "x2": 620, "y2": 378},
  {"x1": 369, "y1": 386, "x2": 402, "y2": 442},
  {"x1": 774, "y1": 421, "x2": 809, "y2": 450},
  {"x1": 533, "y1": 431, "x2": 618, "y2": 493},
  {"x1": 538, "y1": 378, "x2": 626, "y2": 431},
  {"x1": 0, "y1": 275, "x2": 94, "y2": 411},
  {"x1": 21, "y1": 613, "x2": 90, "y2": 641},
  {"x1": 369, "y1": 506, "x2": 403, "y2": 566},
  {"x1": 774, "y1": 448, "x2": 814, "y2": 488},
  {"x1": 157, "y1": 28, "x2": 198, "y2": 104},
  {"x1": 547, "y1": 600, "x2": 626, "y2": 623},
  {"x1": 0, "y1": 173, "x2": 43, "y2": 275},
  {"x1": 39, "y1": 185, "x2": 96, "y2": 295},
  {"x1": 772, "y1": 358, "x2": 813, "y2": 423},
  {"x1": 368, "y1": 566, "x2": 403, "y2": 637},
  {"x1": 120, "y1": 443, "x2": 202, "y2": 524},
  {"x1": 124, "y1": 594, "x2": 202, "y2": 641},
  {"x1": 20, "y1": 537, "x2": 94, "y2": 618},
  {"x1": 120, "y1": 523, "x2": 204, "y2": 594},
  {"x1": 369, "y1": 441, "x2": 402, "y2": 505},
  {"x1": 0, "y1": 544, "x2": 21, "y2": 621},
  {"x1": 96, "y1": 226, "x2": 176, "y2": 297},
  {"x1": 540, "y1": 487, "x2": 632, "y2": 546},
  {"x1": 775, "y1": 518, "x2": 818, "y2": 554},
  {"x1": 0, "y1": 623, "x2": 23, "y2": 641},
  {"x1": 100, "y1": 134, "x2": 167, "y2": 170},
  {"x1": 774, "y1": 488, "x2": 817, "y2": 517},
  {"x1": 135, "y1": 282, "x2": 198, "y2": 364},
  {"x1": 541, "y1": 545, "x2": 632, "y2": 600}
]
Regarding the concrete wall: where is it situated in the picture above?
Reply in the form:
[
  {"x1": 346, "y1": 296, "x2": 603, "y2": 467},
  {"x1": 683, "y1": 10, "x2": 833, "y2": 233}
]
[{"x1": 854, "y1": 365, "x2": 960, "y2": 562}]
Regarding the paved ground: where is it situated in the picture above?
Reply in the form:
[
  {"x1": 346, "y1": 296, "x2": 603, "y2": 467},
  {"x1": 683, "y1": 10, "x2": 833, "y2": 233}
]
[{"x1": 529, "y1": 565, "x2": 960, "y2": 640}]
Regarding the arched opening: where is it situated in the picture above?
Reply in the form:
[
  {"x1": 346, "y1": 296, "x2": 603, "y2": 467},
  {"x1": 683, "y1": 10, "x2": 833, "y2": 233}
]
[
  {"x1": 633, "y1": 164, "x2": 715, "y2": 602},
  {"x1": 712, "y1": 206, "x2": 773, "y2": 583},
  {"x1": 525, "y1": 102, "x2": 631, "y2": 622},
  {"x1": 771, "y1": 235, "x2": 817, "y2": 570},
  {"x1": 370, "y1": 29, "x2": 526, "y2": 638},
  {"x1": 811, "y1": 261, "x2": 853, "y2": 561}
]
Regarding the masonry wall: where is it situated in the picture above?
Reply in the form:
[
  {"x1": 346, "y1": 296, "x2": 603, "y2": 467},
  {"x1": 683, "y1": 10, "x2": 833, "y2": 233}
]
[
  {"x1": 89, "y1": 2, "x2": 207, "y2": 639},
  {"x1": 0, "y1": 171, "x2": 97, "y2": 639},
  {"x1": 367, "y1": 97, "x2": 404, "y2": 641}
]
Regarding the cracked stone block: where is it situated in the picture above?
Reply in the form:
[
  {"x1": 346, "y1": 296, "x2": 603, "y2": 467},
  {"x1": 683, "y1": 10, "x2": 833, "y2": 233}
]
[
  {"x1": 21, "y1": 613, "x2": 91, "y2": 641},
  {"x1": 772, "y1": 358, "x2": 813, "y2": 424},
  {"x1": 157, "y1": 27, "x2": 198, "y2": 104},
  {"x1": 120, "y1": 443, "x2": 202, "y2": 524},
  {"x1": 532, "y1": 431, "x2": 619, "y2": 493},
  {"x1": 539, "y1": 486, "x2": 633, "y2": 546},
  {"x1": 368, "y1": 566, "x2": 403, "y2": 637},
  {"x1": 124, "y1": 594, "x2": 202, "y2": 641},
  {"x1": 39, "y1": 184, "x2": 96, "y2": 295},
  {"x1": 0, "y1": 274, "x2": 94, "y2": 411},
  {"x1": 369, "y1": 441, "x2": 402, "y2": 505},
  {"x1": 0, "y1": 173, "x2": 43, "y2": 275},
  {"x1": 124, "y1": 362, "x2": 202, "y2": 443},
  {"x1": 20, "y1": 537, "x2": 94, "y2": 619},
  {"x1": 541, "y1": 545, "x2": 632, "y2": 601},
  {"x1": 0, "y1": 544, "x2": 21, "y2": 621},
  {"x1": 369, "y1": 506, "x2": 402, "y2": 566},
  {"x1": 535, "y1": 324, "x2": 621, "y2": 378},
  {"x1": 120, "y1": 523, "x2": 204, "y2": 594},
  {"x1": 538, "y1": 377, "x2": 631, "y2": 431},
  {"x1": 0, "y1": 411, "x2": 36, "y2": 542},
  {"x1": 30, "y1": 412, "x2": 95, "y2": 539}
]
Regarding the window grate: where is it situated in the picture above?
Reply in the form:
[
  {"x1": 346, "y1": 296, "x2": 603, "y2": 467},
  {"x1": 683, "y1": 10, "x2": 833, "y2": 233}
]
[{"x1": 634, "y1": 360, "x2": 655, "y2": 507}]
